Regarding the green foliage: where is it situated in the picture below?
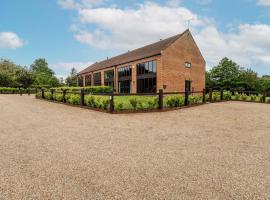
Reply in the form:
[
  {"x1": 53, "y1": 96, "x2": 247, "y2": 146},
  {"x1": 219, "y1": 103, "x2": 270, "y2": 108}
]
[
  {"x1": 164, "y1": 95, "x2": 185, "y2": 107},
  {"x1": 189, "y1": 95, "x2": 202, "y2": 104},
  {"x1": 53, "y1": 93, "x2": 63, "y2": 102},
  {"x1": 30, "y1": 58, "x2": 60, "y2": 87},
  {"x1": 44, "y1": 92, "x2": 52, "y2": 100},
  {"x1": 206, "y1": 57, "x2": 268, "y2": 92},
  {"x1": 223, "y1": 91, "x2": 232, "y2": 100},
  {"x1": 52, "y1": 86, "x2": 112, "y2": 94},
  {"x1": 115, "y1": 102, "x2": 124, "y2": 111},
  {"x1": 16, "y1": 68, "x2": 35, "y2": 88},
  {"x1": 235, "y1": 93, "x2": 241, "y2": 100},
  {"x1": 250, "y1": 95, "x2": 257, "y2": 102},
  {"x1": 241, "y1": 94, "x2": 248, "y2": 101},
  {"x1": 130, "y1": 98, "x2": 139, "y2": 110},
  {"x1": 0, "y1": 87, "x2": 19, "y2": 94},
  {"x1": 84, "y1": 95, "x2": 110, "y2": 110},
  {"x1": 66, "y1": 94, "x2": 80, "y2": 105},
  {"x1": 212, "y1": 92, "x2": 221, "y2": 101},
  {"x1": 65, "y1": 68, "x2": 78, "y2": 87}
]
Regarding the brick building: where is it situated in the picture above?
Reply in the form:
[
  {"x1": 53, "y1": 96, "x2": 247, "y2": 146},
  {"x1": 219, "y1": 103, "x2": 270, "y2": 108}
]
[{"x1": 78, "y1": 29, "x2": 205, "y2": 93}]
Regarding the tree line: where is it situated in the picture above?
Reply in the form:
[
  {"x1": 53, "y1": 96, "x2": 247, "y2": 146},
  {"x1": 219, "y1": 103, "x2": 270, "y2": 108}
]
[
  {"x1": 0, "y1": 58, "x2": 78, "y2": 88},
  {"x1": 0, "y1": 57, "x2": 269, "y2": 91},
  {"x1": 206, "y1": 57, "x2": 270, "y2": 92}
]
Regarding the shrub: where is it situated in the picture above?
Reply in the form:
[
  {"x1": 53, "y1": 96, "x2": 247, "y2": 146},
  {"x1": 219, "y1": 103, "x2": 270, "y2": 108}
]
[
  {"x1": 250, "y1": 95, "x2": 257, "y2": 102},
  {"x1": 212, "y1": 92, "x2": 221, "y2": 101},
  {"x1": 44, "y1": 92, "x2": 52, "y2": 100},
  {"x1": 85, "y1": 95, "x2": 110, "y2": 110},
  {"x1": 223, "y1": 91, "x2": 232, "y2": 100},
  {"x1": 189, "y1": 95, "x2": 202, "y2": 105},
  {"x1": 259, "y1": 95, "x2": 264, "y2": 102},
  {"x1": 51, "y1": 86, "x2": 112, "y2": 94},
  {"x1": 241, "y1": 94, "x2": 248, "y2": 101},
  {"x1": 235, "y1": 93, "x2": 241, "y2": 100},
  {"x1": 115, "y1": 102, "x2": 123, "y2": 111},
  {"x1": 66, "y1": 94, "x2": 80, "y2": 105},
  {"x1": 147, "y1": 97, "x2": 158, "y2": 109},
  {"x1": 54, "y1": 93, "x2": 63, "y2": 102},
  {"x1": 165, "y1": 95, "x2": 184, "y2": 108},
  {"x1": 130, "y1": 98, "x2": 139, "y2": 110}
]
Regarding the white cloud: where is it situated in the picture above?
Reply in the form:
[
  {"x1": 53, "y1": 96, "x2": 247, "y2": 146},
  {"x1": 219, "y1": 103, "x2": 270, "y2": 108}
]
[
  {"x1": 257, "y1": 0, "x2": 270, "y2": 6},
  {"x1": 0, "y1": 32, "x2": 24, "y2": 49},
  {"x1": 59, "y1": 0, "x2": 270, "y2": 74},
  {"x1": 57, "y1": 0, "x2": 105, "y2": 9},
  {"x1": 75, "y1": 2, "x2": 204, "y2": 50},
  {"x1": 52, "y1": 61, "x2": 93, "y2": 77}
]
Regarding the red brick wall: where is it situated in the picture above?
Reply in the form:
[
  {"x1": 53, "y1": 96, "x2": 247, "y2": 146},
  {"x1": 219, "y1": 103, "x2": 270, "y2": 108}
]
[{"x1": 161, "y1": 31, "x2": 206, "y2": 92}]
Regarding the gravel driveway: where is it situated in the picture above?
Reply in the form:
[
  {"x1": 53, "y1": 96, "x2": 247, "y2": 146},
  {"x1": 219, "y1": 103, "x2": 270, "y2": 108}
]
[{"x1": 0, "y1": 95, "x2": 270, "y2": 200}]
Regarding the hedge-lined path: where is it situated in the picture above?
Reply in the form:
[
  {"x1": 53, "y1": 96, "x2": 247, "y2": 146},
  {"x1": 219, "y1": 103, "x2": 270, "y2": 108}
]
[{"x1": 1, "y1": 95, "x2": 270, "y2": 199}]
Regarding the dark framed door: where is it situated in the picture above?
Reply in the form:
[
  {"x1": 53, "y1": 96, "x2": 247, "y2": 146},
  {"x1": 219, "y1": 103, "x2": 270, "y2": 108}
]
[{"x1": 185, "y1": 80, "x2": 191, "y2": 92}]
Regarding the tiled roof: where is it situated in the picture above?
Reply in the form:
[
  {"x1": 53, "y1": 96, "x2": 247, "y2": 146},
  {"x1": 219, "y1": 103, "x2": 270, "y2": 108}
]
[{"x1": 79, "y1": 29, "x2": 189, "y2": 75}]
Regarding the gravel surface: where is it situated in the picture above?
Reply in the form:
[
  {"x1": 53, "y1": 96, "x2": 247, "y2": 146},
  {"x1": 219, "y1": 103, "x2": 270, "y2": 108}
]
[{"x1": 1, "y1": 95, "x2": 270, "y2": 200}]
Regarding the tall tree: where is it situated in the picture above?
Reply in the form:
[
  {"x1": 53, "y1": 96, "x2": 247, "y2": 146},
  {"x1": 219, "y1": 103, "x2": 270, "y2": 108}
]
[
  {"x1": 16, "y1": 68, "x2": 35, "y2": 88},
  {"x1": 65, "y1": 67, "x2": 78, "y2": 87},
  {"x1": 208, "y1": 57, "x2": 240, "y2": 89},
  {"x1": 30, "y1": 58, "x2": 60, "y2": 87}
]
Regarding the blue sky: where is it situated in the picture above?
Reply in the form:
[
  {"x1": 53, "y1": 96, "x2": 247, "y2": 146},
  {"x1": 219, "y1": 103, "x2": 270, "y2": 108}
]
[{"x1": 1, "y1": 0, "x2": 270, "y2": 77}]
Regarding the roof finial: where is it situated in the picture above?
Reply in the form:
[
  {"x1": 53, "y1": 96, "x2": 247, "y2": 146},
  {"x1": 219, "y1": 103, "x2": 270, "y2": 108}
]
[{"x1": 186, "y1": 18, "x2": 194, "y2": 29}]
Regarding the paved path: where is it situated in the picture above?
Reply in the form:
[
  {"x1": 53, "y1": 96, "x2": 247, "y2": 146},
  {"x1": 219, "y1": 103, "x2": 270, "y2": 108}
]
[{"x1": 1, "y1": 95, "x2": 270, "y2": 199}]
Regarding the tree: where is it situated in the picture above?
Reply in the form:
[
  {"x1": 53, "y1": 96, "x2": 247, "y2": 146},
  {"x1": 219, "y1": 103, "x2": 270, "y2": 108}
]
[
  {"x1": 16, "y1": 68, "x2": 35, "y2": 88},
  {"x1": 237, "y1": 68, "x2": 258, "y2": 91},
  {"x1": 0, "y1": 59, "x2": 20, "y2": 87},
  {"x1": 65, "y1": 67, "x2": 78, "y2": 86},
  {"x1": 208, "y1": 57, "x2": 240, "y2": 89},
  {"x1": 30, "y1": 58, "x2": 60, "y2": 87}
]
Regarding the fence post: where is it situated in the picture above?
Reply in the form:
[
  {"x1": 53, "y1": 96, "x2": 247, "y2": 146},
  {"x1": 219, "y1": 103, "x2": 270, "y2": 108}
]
[
  {"x1": 28, "y1": 88, "x2": 31, "y2": 96},
  {"x1": 209, "y1": 88, "x2": 213, "y2": 102},
  {"x1": 51, "y1": 89, "x2": 54, "y2": 100},
  {"x1": 158, "y1": 89, "x2": 164, "y2": 110},
  {"x1": 20, "y1": 88, "x2": 22, "y2": 96},
  {"x1": 263, "y1": 91, "x2": 266, "y2": 103},
  {"x1": 110, "y1": 91, "x2": 114, "y2": 113},
  {"x1": 63, "y1": 89, "x2": 66, "y2": 103},
  {"x1": 185, "y1": 89, "x2": 189, "y2": 106},
  {"x1": 220, "y1": 89, "x2": 224, "y2": 101},
  {"x1": 202, "y1": 89, "x2": 206, "y2": 103},
  {"x1": 80, "y1": 88, "x2": 85, "y2": 106},
  {"x1": 41, "y1": 89, "x2": 45, "y2": 99}
]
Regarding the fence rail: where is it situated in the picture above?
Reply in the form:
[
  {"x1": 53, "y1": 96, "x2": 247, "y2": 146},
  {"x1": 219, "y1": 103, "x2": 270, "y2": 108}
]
[{"x1": 8, "y1": 87, "x2": 266, "y2": 113}]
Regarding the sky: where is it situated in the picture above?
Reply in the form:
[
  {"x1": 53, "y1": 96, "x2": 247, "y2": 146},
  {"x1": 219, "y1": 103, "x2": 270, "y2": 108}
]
[{"x1": 1, "y1": 0, "x2": 270, "y2": 78}]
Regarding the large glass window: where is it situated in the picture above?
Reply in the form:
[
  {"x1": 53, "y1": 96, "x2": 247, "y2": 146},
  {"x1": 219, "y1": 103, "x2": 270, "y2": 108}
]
[
  {"x1": 137, "y1": 60, "x2": 157, "y2": 93},
  {"x1": 85, "y1": 74, "x2": 92, "y2": 86},
  {"x1": 118, "y1": 66, "x2": 132, "y2": 93},
  {"x1": 93, "y1": 72, "x2": 101, "y2": 86},
  {"x1": 104, "y1": 70, "x2": 114, "y2": 87},
  {"x1": 137, "y1": 60, "x2": 157, "y2": 75}
]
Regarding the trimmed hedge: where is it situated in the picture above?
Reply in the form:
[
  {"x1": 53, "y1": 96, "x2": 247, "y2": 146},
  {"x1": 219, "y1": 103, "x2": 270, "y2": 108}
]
[{"x1": 51, "y1": 86, "x2": 112, "y2": 94}]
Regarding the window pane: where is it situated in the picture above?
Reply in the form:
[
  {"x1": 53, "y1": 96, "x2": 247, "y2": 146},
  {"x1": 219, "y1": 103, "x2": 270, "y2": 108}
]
[
  {"x1": 148, "y1": 61, "x2": 153, "y2": 73},
  {"x1": 153, "y1": 61, "x2": 157, "y2": 73}
]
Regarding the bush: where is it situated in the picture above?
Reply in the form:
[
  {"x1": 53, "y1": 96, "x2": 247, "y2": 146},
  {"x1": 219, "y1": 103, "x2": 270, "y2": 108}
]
[
  {"x1": 235, "y1": 93, "x2": 241, "y2": 100},
  {"x1": 51, "y1": 86, "x2": 112, "y2": 94},
  {"x1": 44, "y1": 92, "x2": 52, "y2": 100},
  {"x1": 115, "y1": 102, "x2": 123, "y2": 111},
  {"x1": 54, "y1": 93, "x2": 63, "y2": 102},
  {"x1": 130, "y1": 98, "x2": 139, "y2": 110},
  {"x1": 164, "y1": 95, "x2": 185, "y2": 108},
  {"x1": 66, "y1": 94, "x2": 80, "y2": 105},
  {"x1": 241, "y1": 94, "x2": 248, "y2": 101},
  {"x1": 212, "y1": 92, "x2": 221, "y2": 101},
  {"x1": 84, "y1": 95, "x2": 110, "y2": 110},
  {"x1": 189, "y1": 95, "x2": 202, "y2": 104},
  {"x1": 250, "y1": 95, "x2": 257, "y2": 102},
  {"x1": 223, "y1": 91, "x2": 232, "y2": 100},
  {"x1": 147, "y1": 98, "x2": 158, "y2": 109}
]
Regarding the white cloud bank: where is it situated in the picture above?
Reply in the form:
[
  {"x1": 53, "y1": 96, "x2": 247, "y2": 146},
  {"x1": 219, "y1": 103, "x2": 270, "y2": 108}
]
[
  {"x1": 257, "y1": 0, "x2": 270, "y2": 6},
  {"x1": 58, "y1": 0, "x2": 270, "y2": 74},
  {"x1": 0, "y1": 32, "x2": 24, "y2": 49}
]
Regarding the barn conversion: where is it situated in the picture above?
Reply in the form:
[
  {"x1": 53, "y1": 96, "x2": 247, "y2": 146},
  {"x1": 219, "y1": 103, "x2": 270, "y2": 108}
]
[{"x1": 78, "y1": 29, "x2": 205, "y2": 93}]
